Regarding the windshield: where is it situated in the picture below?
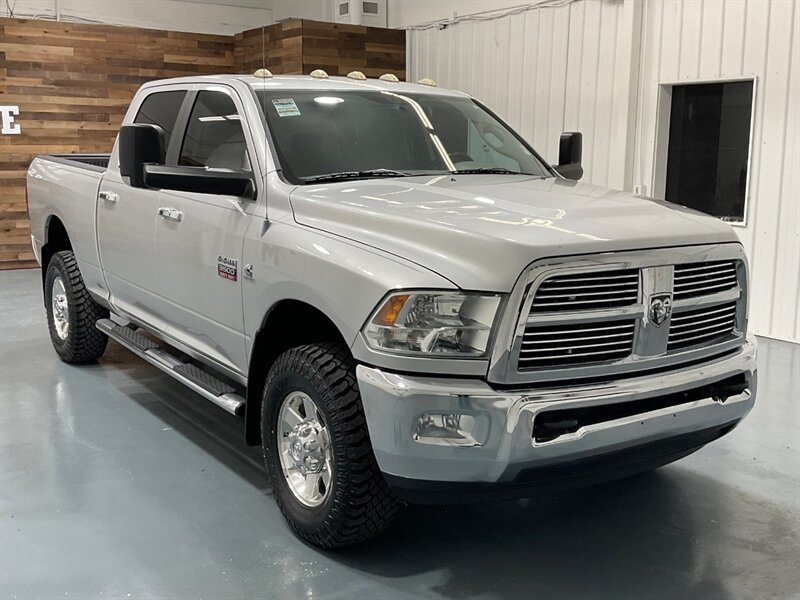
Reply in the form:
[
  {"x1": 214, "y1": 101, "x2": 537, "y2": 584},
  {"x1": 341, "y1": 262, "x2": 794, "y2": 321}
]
[{"x1": 256, "y1": 90, "x2": 552, "y2": 183}]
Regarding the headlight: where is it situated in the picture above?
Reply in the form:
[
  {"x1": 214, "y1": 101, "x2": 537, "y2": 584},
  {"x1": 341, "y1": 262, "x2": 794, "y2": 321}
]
[{"x1": 363, "y1": 291, "x2": 503, "y2": 357}]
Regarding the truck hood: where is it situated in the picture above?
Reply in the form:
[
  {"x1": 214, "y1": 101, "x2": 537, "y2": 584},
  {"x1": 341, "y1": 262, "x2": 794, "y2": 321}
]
[{"x1": 289, "y1": 174, "x2": 740, "y2": 291}]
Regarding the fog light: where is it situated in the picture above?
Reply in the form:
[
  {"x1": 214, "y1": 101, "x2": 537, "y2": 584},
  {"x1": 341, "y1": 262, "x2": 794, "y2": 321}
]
[{"x1": 413, "y1": 413, "x2": 479, "y2": 447}]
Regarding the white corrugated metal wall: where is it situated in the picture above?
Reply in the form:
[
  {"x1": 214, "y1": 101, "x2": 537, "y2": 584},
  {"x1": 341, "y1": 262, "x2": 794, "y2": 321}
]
[
  {"x1": 407, "y1": 0, "x2": 799, "y2": 343},
  {"x1": 408, "y1": 0, "x2": 629, "y2": 185},
  {"x1": 634, "y1": 0, "x2": 799, "y2": 343}
]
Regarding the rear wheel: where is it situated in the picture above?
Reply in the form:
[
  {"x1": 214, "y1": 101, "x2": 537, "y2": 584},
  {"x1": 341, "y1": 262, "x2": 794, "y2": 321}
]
[
  {"x1": 262, "y1": 342, "x2": 399, "y2": 548},
  {"x1": 44, "y1": 250, "x2": 109, "y2": 363}
]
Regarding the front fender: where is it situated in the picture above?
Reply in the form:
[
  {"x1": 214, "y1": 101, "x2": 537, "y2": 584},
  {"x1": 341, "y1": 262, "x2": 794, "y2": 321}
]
[{"x1": 241, "y1": 220, "x2": 454, "y2": 358}]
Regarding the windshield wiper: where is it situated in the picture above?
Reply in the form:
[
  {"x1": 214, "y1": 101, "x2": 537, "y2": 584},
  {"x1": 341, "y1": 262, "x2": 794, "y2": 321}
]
[
  {"x1": 451, "y1": 167, "x2": 527, "y2": 175},
  {"x1": 304, "y1": 169, "x2": 411, "y2": 183}
]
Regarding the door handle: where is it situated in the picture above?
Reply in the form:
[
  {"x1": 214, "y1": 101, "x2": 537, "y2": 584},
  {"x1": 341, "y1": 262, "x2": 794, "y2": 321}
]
[
  {"x1": 99, "y1": 190, "x2": 118, "y2": 203},
  {"x1": 157, "y1": 207, "x2": 183, "y2": 222}
]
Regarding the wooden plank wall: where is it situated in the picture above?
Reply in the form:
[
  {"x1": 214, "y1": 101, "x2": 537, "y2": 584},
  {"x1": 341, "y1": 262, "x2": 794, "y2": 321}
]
[
  {"x1": 300, "y1": 20, "x2": 405, "y2": 79},
  {"x1": 0, "y1": 17, "x2": 405, "y2": 270},
  {"x1": 0, "y1": 17, "x2": 235, "y2": 269},
  {"x1": 233, "y1": 19, "x2": 303, "y2": 74},
  {"x1": 235, "y1": 20, "x2": 406, "y2": 79}
]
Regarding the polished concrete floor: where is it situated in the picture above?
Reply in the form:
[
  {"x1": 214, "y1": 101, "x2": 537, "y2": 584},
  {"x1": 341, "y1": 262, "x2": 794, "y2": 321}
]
[{"x1": 1, "y1": 268, "x2": 798, "y2": 600}]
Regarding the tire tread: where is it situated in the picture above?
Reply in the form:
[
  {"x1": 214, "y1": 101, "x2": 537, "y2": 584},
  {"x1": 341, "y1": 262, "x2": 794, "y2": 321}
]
[
  {"x1": 263, "y1": 342, "x2": 399, "y2": 548},
  {"x1": 46, "y1": 250, "x2": 108, "y2": 363}
]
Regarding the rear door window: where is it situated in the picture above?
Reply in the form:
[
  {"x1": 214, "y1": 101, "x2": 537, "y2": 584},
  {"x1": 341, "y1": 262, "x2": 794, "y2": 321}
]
[{"x1": 133, "y1": 90, "x2": 186, "y2": 151}]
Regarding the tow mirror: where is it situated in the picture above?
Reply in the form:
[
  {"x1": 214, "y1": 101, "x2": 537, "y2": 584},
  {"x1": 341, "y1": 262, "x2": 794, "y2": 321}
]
[
  {"x1": 119, "y1": 124, "x2": 165, "y2": 188},
  {"x1": 118, "y1": 123, "x2": 255, "y2": 199},
  {"x1": 142, "y1": 165, "x2": 256, "y2": 200},
  {"x1": 554, "y1": 131, "x2": 583, "y2": 181}
]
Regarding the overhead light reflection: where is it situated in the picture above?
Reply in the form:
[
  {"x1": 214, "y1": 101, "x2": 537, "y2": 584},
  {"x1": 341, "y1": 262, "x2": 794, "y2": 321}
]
[{"x1": 314, "y1": 96, "x2": 344, "y2": 105}]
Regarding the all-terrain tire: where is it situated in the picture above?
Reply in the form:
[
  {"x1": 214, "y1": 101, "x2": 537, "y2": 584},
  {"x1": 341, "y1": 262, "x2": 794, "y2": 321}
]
[
  {"x1": 262, "y1": 342, "x2": 399, "y2": 548},
  {"x1": 44, "y1": 250, "x2": 109, "y2": 363}
]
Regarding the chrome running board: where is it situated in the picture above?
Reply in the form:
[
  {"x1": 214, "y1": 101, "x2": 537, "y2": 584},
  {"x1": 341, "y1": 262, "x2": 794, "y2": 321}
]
[{"x1": 96, "y1": 319, "x2": 245, "y2": 416}]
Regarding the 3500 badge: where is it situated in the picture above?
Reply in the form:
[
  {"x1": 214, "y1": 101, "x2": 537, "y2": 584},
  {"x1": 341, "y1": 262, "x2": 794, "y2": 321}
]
[{"x1": 217, "y1": 255, "x2": 238, "y2": 282}]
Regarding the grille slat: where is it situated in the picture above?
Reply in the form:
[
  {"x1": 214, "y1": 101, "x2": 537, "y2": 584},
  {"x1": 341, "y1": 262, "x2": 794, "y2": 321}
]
[
  {"x1": 669, "y1": 319, "x2": 735, "y2": 338},
  {"x1": 524, "y1": 324, "x2": 635, "y2": 337},
  {"x1": 537, "y1": 281, "x2": 639, "y2": 291},
  {"x1": 522, "y1": 331, "x2": 633, "y2": 344},
  {"x1": 670, "y1": 312, "x2": 734, "y2": 330},
  {"x1": 674, "y1": 268, "x2": 736, "y2": 282},
  {"x1": 519, "y1": 320, "x2": 636, "y2": 369},
  {"x1": 673, "y1": 261, "x2": 738, "y2": 300},
  {"x1": 668, "y1": 327, "x2": 736, "y2": 346},
  {"x1": 520, "y1": 348, "x2": 632, "y2": 361},
  {"x1": 675, "y1": 281, "x2": 737, "y2": 297},
  {"x1": 534, "y1": 292, "x2": 639, "y2": 302},
  {"x1": 671, "y1": 304, "x2": 733, "y2": 322},
  {"x1": 531, "y1": 269, "x2": 639, "y2": 313},
  {"x1": 538, "y1": 274, "x2": 639, "y2": 284},
  {"x1": 675, "y1": 262, "x2": 735, "y2": 274},
  {"x1": 667, "y1": 302, "x2": 737, "y2": 351},
  {"x1": 536, "y1": 288, "x2": 639, "y2": 298},
  {"x1": 521, "y1": 339, "x2": 633, "y2": 353},
  {"x1": 674, "y1": 274, "x2": 737, "y2": 287}
]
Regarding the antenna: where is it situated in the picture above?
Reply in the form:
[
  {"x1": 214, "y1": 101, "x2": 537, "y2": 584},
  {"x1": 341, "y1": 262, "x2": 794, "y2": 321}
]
[{"x1": 261, "y1": 24, "x2": 270, "y2": 202}]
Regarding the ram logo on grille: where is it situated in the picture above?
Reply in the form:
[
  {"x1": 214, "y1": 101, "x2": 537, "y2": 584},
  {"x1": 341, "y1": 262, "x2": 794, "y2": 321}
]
[{"x1": 648, "y1": 294, "x2": 673, "y2": 327}]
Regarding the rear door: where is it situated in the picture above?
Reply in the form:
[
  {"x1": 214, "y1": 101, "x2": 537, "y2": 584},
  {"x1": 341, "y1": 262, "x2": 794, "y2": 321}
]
[
  {"x1": 97, "y1": 87, "x2": 188, "y2": 327},
  {"x1": 152, "y1": 86, "x2": 258, "y2": 375}
]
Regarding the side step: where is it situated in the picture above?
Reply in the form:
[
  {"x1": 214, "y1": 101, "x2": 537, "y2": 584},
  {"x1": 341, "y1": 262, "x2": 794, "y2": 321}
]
[{"x1": 96, "y1": 319, "x2": 245, "y2": 416}]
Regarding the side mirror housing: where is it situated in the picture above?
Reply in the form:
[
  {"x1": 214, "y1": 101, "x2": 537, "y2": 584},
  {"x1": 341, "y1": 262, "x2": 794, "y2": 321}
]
[
  {"x1": 119, "y1": 124, "x2": 165, "y2": 187},
  {"x1": 554, "y1": 131, "x2": 583, "y2": 181}
]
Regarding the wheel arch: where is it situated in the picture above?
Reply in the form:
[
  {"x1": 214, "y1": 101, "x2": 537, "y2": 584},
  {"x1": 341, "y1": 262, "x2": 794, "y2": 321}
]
[
  {"x1": 41, "y1": 215, "x2": 73, "y2": 286},
  {"x1": 245, "y1": 299, "x2": 350, "y2": 446}
]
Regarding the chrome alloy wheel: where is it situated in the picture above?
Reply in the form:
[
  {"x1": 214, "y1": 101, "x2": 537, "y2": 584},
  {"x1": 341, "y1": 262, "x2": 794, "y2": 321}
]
[
  {"x1": 51, "y1": 276, "x2": 69, "y2": 340},
  {"x1": 278, "y1": 391, "x2": 333, "y2": 507}
]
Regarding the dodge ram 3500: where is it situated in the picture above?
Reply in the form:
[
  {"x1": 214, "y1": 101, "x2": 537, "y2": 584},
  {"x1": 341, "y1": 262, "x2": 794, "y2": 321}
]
[{"x1": 27, "y1": 71, "x2": 757, "y2": 548}]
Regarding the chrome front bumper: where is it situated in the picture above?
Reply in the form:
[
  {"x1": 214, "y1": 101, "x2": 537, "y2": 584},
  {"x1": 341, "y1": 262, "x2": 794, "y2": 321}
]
[{"x1": 357, "y1": 338, "x2": 756, "y2": 491}]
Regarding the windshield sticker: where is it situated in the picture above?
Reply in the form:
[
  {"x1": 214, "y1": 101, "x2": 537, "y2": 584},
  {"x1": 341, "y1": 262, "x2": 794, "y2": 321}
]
[{"x1": 272, "y1": 98, "x2": 301, "y2": 117}]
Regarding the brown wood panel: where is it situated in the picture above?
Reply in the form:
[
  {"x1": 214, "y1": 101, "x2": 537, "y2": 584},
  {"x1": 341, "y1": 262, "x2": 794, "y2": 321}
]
[
  {"x1": 235, "y1": 19, "x2": 405, "y2": 80},
  {"x1": 1, "y1": 17, "x2": 405, "y2": 270},
  {"x1": 300, "y1": 21, "x2": 405, "y2": 78},
  {"x1": 233, "y1": 19, "x2": 304, "y2": 74},
  {"x1": 0, "y1": 17, "x2": 235, "y2": 269}
]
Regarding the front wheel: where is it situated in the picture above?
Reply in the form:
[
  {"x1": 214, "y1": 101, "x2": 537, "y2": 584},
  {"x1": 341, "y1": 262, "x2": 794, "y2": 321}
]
[
  {"x1": 44, "y1": 250, "x2": 109, "y2": 363},
  {"x1": 262, "y1": 343, "x2": 399, "y2": 548}
]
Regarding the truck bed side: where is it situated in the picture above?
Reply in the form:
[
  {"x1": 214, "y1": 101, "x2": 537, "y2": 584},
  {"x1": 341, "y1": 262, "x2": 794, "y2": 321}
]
[{"x1": 27, "y1": 154, "x2": 109, "y2": 299}]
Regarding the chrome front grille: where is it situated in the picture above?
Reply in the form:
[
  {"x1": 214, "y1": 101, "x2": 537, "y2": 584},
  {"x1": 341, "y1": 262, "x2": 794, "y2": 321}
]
[
  {"x1": 668, "y1": 301, "x2": 737, "y2": 351},
  {"x1": 519, "y1": 320, "x2": 636, "y2": 369},
  {"x1": 489, "y1": 245, "x2": 749, "y2": 386},
  {"x1": 531, "y1": 270, "x2": 639, "y2": 312},
  {"x1": 674, "y1": 261, "x2": 738, "y2": 300}
]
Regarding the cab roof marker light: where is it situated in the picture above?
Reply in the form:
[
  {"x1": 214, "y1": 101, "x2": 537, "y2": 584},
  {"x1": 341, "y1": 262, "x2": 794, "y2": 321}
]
[
  {"x1": 253, "y1": 68, "x2": 273, "y2": 78},
  {"x1": 417, "y1": 78, "x2": 437, "y2": 87},
  {"x1": 309, "y1": 69, "x2": 329, "y2": 79},
  {"x1": 347, "y1": 70, "x2": 367, "y2": 80},
  {"x1": 379, "y1": 73, "x2": 399, "y2": 82}
]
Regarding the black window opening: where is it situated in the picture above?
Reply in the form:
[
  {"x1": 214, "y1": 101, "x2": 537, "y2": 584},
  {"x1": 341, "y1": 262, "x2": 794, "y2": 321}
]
[
  {"x1": 180, "y1": 91, "x2": 251, "y2": 171},
  {"x1": 133, "y1": 90, "x2": 186, "y2": 151},
  {"x1": 665, "y1": 80, "x2": 753, "y2": 222}
]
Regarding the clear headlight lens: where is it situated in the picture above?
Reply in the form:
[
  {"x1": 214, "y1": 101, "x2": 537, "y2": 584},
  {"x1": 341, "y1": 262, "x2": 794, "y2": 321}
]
[{"x1": 363, "y1": 292, "x2": 503, "y2": 357}]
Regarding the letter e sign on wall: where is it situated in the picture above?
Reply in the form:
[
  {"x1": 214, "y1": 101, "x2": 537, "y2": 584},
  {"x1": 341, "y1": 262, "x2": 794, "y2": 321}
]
[{"x1": 1, "y1": 106, "x2": 21, "y2": 135}]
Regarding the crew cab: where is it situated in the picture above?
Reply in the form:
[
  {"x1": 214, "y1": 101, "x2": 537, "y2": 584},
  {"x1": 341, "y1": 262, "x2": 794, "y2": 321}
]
[{"x1": 26, "y1": 71, "x2": 757, "y2": 548}]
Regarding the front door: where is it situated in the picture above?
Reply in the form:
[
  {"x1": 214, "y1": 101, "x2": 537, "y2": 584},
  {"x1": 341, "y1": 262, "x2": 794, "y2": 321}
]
[
  {"x1": 152, "y1": 88, "x2": 257, "y2": 374},
  {"x1": 97, "y1": 88, "x2": 188, "y2": 328}
]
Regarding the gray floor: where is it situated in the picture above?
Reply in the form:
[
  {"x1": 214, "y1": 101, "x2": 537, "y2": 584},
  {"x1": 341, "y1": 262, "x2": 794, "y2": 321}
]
[{"x1": 1, "y1": 269, "x2": 798, "y2": 600}]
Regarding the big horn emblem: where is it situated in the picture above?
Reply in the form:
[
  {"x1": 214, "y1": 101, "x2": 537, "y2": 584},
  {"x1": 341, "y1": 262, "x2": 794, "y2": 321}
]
[{"x1": 648, "y1": 294, "x2": 672, "y2": 327}]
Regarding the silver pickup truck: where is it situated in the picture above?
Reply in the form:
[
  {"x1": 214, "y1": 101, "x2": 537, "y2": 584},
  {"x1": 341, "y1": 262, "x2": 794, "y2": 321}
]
[{"x1": 27, "y1": 71, "x2": 757, "y2": 548}]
